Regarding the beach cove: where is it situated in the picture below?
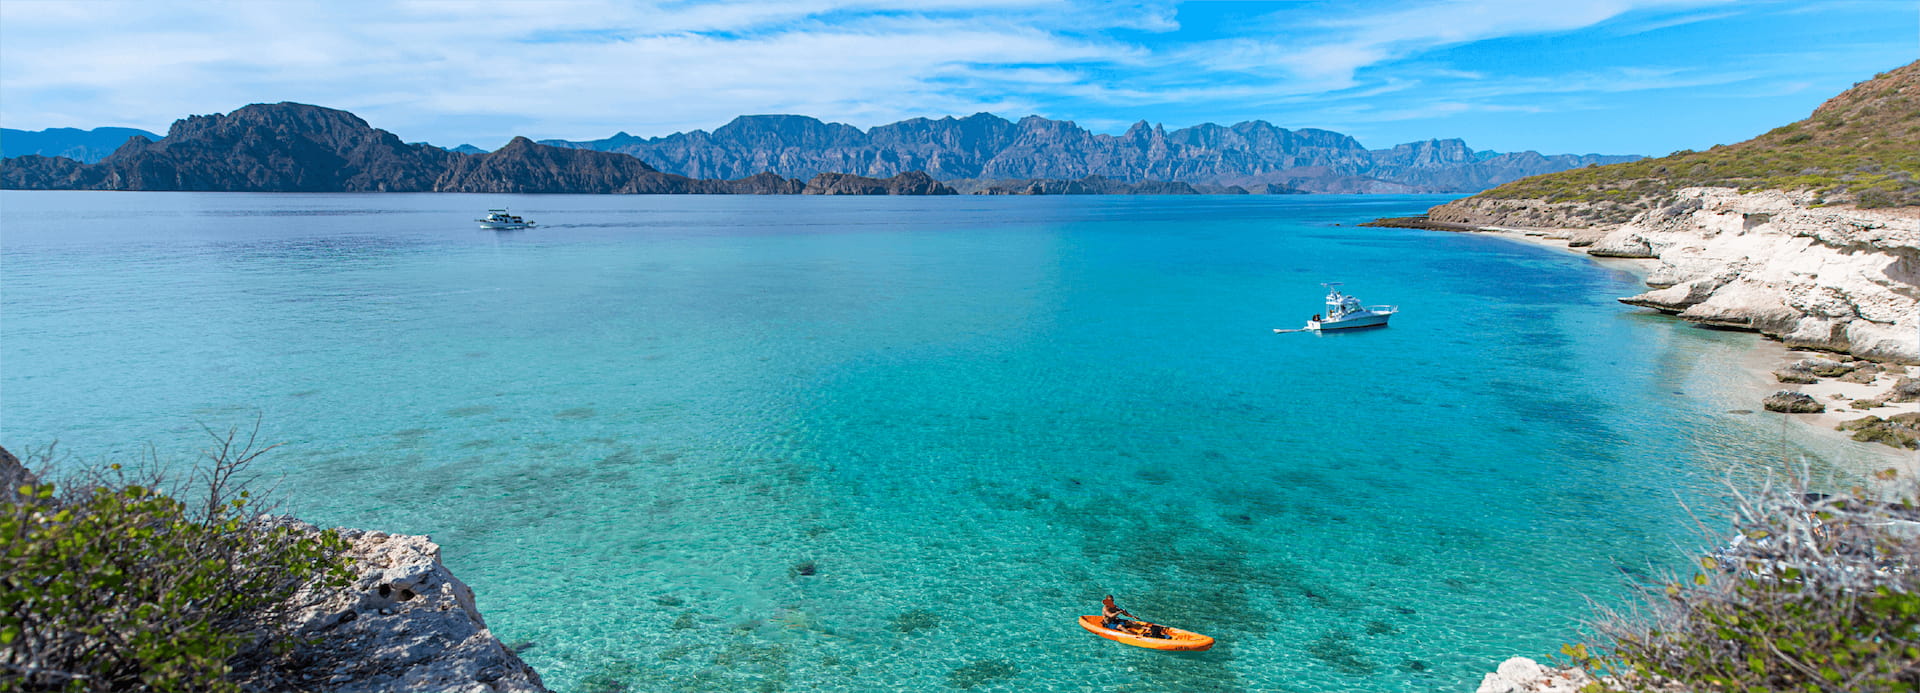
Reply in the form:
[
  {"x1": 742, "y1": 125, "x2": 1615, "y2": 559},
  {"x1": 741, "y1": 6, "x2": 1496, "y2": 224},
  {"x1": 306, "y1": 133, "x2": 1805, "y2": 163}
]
[{"x1": 0, "y1": 191, "x2": 1895, "y2": 692}]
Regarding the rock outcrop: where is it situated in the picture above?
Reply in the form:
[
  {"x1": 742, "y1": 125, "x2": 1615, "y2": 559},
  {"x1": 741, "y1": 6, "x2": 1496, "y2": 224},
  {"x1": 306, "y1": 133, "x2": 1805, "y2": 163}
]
[
  {"x1": 243, "y1": 520, "x2": 547, "y2": 693},
  {"x1": 1476, "y1": 658, "x2": 1598, "y2": 693},
  {"x1": 0, "y1": 446, "x2": 36, "y2": 498},
  {"x1": 1837, "y1": 412, "x2": 1920, "y2": 449},
  {"x1": 1602, "y1": 187, "x2": 1918, "y2": 362},
  {"x1": 1429, "y1": 195, "x2": 1641, "y2": 230},
  {"x1": 1763, "y1": 390, "x2": 1827, "y2": 414},
  {"x1": 801, "y1": 171, "x2": 955, "y2": 195}
]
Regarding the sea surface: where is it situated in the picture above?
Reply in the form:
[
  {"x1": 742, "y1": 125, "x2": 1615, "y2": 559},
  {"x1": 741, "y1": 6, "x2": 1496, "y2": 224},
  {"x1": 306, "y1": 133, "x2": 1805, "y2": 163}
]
[{"x1": 0, "y1": 192, "x2": 1878, "y2": 692}]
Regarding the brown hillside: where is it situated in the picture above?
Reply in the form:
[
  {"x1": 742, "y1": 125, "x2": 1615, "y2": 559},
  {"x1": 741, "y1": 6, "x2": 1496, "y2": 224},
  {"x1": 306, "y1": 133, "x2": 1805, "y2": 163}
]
[{"x1": 1473, "y1": 60, "x2": 1920, "y2": 221}]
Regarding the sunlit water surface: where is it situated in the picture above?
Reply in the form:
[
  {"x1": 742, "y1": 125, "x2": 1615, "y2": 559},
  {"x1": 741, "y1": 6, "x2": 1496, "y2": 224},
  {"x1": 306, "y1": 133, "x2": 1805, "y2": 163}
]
[{"x1": 0, "y1": 192, "x2": 1871, "y2": 692}]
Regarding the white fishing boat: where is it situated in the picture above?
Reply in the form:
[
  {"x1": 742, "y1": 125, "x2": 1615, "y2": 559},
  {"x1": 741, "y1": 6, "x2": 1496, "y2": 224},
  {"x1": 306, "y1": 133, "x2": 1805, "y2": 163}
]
[
  {"x1": 476, "y1": 209, "x2": 534, "y2": 230},
  {"x1": 1277, "y1": 283, "x2": 1397, "y2": 333}
]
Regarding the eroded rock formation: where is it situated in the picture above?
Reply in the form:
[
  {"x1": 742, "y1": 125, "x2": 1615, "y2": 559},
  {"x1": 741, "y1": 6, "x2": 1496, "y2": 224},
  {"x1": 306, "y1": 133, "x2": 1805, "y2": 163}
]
[
  {"x1": 1603, "y1": 188, "x2": 1918, "y2": 362},
  {"x1": 245, "y1": 520, "x2": 548, "y2": 693}
]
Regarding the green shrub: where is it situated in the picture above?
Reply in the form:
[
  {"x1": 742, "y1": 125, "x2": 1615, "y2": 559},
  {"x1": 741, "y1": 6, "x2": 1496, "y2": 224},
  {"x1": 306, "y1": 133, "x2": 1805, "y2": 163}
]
[
  {"x1": 1585, "y1": 473, "x2": 1920, "y2": 692},
  {"x1": 0, "y1": 429, "x2": 351, "y2": 692}
]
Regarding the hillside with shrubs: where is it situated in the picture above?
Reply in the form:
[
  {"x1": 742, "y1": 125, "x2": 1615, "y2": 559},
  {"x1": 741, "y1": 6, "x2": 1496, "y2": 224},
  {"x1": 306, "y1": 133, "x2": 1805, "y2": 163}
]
[{"x1": 1464, "y1": 60, "x2": 1919, "y2": 225}]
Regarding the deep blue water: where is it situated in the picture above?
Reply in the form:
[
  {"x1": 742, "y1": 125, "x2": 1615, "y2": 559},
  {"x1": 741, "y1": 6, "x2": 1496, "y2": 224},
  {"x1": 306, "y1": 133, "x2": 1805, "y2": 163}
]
[{"x1": 0, "y1": 191, "x2": 1853, "y2": 692}]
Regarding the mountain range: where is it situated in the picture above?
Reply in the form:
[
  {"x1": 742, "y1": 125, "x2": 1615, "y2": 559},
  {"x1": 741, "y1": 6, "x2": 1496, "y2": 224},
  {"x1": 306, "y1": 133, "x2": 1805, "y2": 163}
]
[
  {"x1": 1, "y1": 103, "x2": 1637, "y2": 195},
  {"x1": 536, "y1": 114, "x2": 1639, "y2": 193},
  {"x1": 0, "y1": 104, "x2": 949, "y2": 195},
  {"x1": 2, "y1": 126, "x2": 162, "y2": 163}
]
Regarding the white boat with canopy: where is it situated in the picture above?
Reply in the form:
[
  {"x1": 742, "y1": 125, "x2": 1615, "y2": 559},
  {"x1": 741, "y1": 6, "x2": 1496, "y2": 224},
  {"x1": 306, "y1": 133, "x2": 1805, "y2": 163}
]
[
  {"x1": 1276, "y1": 283, "x2": 1397, "y2": 333},
  {"x1": 476, "y1": 209, "x2": 535, "y2": 230}
]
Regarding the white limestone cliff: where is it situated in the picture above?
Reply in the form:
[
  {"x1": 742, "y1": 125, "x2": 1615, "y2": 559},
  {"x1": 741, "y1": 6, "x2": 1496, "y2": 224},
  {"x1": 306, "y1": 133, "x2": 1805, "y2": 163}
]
[{"x1": 1599, "y1": 188, "x2": 1918, "y2": 363}]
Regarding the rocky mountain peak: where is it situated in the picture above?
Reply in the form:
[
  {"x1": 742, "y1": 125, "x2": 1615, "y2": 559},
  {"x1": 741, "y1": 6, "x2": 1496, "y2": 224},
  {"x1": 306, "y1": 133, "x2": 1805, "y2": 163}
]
[{"x1": 713, "y1": 115, "x2": 868, "y2": 149}]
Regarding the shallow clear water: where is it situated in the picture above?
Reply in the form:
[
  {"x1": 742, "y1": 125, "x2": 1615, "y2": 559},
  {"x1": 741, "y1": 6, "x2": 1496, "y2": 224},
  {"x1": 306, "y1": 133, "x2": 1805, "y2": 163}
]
[{"x1": 0, "y1": 191, "x2": 1860, "y2": 692}]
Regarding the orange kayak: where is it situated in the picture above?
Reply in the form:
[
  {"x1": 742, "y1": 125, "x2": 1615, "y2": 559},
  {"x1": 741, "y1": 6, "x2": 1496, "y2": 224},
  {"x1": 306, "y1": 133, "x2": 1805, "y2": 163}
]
[{"x1": 1078, "y1": 615, "x2": 1214, "y2": 651}]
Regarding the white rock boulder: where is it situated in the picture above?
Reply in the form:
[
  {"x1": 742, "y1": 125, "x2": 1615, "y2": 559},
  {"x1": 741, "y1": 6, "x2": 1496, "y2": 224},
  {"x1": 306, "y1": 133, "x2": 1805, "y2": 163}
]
[{"x1": 1477, "y1": 657, "x2": 1598, "y2": 693}]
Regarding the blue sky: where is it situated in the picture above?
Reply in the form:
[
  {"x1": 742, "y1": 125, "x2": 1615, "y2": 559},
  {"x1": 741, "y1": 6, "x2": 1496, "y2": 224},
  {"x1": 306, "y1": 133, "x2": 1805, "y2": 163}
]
[{"x1": 1, "y1": 1, "x2": 1914, "y2": 155}]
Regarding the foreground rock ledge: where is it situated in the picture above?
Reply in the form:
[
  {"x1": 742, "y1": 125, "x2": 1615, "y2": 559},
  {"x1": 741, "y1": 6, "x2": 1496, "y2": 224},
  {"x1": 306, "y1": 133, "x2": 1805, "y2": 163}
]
[
  {"x1": 254, "y1": 519, "x2": 548, "y2": 693},
  {"x1": 1476, "y1": 657, "x2": 1596, "y2": 693}
]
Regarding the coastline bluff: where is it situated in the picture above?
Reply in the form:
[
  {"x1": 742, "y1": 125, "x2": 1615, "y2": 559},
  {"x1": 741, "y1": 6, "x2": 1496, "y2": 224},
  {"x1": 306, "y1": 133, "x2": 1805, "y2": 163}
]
[
  {"x1": 1435, "y1": 187, "x2": 1919, "y2": 363},
  {"x1": 250, "y1": 519, "x2": 549, "y2": 692},
  {"x1": 1601, "y1": 187, "x2": 1917, "y2": 362},
  {"x1": 1422, "y1": 60, "x2": 1920, "y2": 364}
]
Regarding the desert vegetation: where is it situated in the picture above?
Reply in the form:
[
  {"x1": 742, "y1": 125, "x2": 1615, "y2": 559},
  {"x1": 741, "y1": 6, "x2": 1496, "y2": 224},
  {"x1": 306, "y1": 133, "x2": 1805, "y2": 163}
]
[
  {"x1": 1571, "y1": 470, "x2": 1920, "y2": 692},
  {"x1": 1480, "y1": 63, "x2": 1920, "y2": 212},
  {"x1": 0, "y1": 425, "x2": 352, "y2": 693}
]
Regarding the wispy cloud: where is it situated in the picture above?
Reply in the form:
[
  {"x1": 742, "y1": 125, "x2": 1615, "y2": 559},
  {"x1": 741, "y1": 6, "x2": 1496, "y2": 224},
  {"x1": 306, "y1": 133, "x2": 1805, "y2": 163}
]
[
  {"x1": 0, "y1": 0, "x2": 1908, "y2": 155},
  {"x1": 1184, "y1": 0, "x2": 1733, "y2": 83}
]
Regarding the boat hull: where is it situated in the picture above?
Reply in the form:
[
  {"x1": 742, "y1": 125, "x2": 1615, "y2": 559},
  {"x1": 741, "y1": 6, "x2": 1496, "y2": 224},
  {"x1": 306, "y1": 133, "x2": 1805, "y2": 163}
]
[
  {"x1": 1308, "y1": 312, "x2": 1391, "y2": 330},
  {"x1": 478, "y1": 222, "x2": 533, "y2": 230},
  {"x1": 1077, "y1": 615, "x2": 1214, "y2": 651}
]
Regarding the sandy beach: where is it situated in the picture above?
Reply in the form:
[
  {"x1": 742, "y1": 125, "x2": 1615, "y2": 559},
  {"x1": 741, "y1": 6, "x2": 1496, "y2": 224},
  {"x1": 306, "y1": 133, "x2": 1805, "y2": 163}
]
[{"x1": 1461, "y1": 225, "x2": 1920, "y2": 475}]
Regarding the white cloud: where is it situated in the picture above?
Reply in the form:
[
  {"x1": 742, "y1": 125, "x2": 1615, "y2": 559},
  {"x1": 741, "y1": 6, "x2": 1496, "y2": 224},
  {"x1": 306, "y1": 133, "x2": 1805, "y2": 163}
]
[
  {"x1": 0, "y1": 0, "x2": 1167, "y2": 143},
  {"x1": 0, "y1": 0, "x2": 1890, "y2": 155},
  {"x1": 1187, "y1": 0, "x2": 1734, "y2": 83}
]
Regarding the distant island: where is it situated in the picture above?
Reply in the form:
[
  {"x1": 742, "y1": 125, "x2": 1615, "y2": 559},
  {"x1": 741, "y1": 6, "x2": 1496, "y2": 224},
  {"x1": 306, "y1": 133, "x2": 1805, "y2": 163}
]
[{"x1": 0, "y1": 104, "x2": 1635, "y2": 195}]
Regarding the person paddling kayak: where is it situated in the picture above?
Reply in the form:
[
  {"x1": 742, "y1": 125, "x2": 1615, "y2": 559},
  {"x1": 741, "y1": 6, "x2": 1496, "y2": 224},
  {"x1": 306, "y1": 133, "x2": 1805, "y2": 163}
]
[
  {"x1": 1100, "y1": 596, "x2": 1173, "y2": 639},
  {"x1": 1101, "y1": 595, "x2": 1136, "y2": 630}
]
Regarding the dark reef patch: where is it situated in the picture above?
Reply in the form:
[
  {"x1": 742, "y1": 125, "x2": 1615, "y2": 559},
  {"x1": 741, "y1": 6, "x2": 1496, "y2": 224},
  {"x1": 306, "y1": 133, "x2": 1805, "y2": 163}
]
[
  {"x1": 577, "y1": 658, "x2": 645, "y2": 693},
  {"x1": 946, "y1": 659, "x2": 1018, "y2": 689},
  {"x1": 890, "y1": 609, "x2": 941, "y2": 633},
  {"x1": 1307, "y1": 631, "x2": 1377, "y2": 676}
]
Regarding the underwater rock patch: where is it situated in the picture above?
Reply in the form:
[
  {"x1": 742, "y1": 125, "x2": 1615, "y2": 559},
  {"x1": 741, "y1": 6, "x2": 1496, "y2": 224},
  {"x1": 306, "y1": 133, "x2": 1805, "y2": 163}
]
[
  {"x1": 890, "y1": 609, "x2": 941, "y2": 633},
  {"x1": 1306, "y1": 631, "x2": 1377, "y2": 676},
  {"x1": 946, "y1": 659, "x2": 1019, "y2": 689},
  {"x1": 577, "y1": 659, "x2": 643, "y2": 693}
]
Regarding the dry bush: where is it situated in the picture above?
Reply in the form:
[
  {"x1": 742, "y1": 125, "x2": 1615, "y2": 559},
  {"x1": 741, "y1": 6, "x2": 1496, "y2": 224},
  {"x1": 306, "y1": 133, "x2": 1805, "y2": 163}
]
[
  {"x1": 1583, "y1": 470, "x2": 1920, "y2": 692},
  {"x1": 0, "y1": 422, "x2": 351, "y2": 692}
]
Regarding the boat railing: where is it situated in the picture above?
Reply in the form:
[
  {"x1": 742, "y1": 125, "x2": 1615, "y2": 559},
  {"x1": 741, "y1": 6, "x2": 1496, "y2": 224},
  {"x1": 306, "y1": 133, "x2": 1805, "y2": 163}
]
[{"x1": 1366, "y1": 305, "x2": 1398, "y2": 313}]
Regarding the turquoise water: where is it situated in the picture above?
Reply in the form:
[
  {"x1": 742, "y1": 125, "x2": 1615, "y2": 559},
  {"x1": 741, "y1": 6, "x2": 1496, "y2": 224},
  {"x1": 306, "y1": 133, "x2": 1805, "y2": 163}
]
[{"x1": 0, "y1": 192, "x2": 1848, "y2": 692}]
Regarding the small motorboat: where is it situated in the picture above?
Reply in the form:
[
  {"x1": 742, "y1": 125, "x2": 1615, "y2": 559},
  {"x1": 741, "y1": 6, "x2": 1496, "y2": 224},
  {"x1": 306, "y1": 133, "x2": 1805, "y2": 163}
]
[
  {"x1": 476, "y1": 209, "x2": 535, "y2": 230},
  {"x1": 1276, "y1": 283, "x2": 1396, "y2": 333},
  {"x1": 1077, "y1": 615, "x2": 1215, "y2": 651}
]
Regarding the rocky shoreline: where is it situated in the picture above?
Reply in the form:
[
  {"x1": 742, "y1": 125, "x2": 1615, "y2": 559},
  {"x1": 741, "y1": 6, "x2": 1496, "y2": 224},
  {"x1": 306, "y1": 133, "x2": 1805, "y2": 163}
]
[
  {"x1": 250, "y1": 520, "x2": 548, "y2": 693},
  {"x1": 1395, "y1": 186, "x2": 1920, "y2": 367},
  {"x1": 1373, "y1": 187, "x2": 1920, "y2": 457},
  {"x1": 1, "y1": 446, "x2": 547, "y2": 692}
]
